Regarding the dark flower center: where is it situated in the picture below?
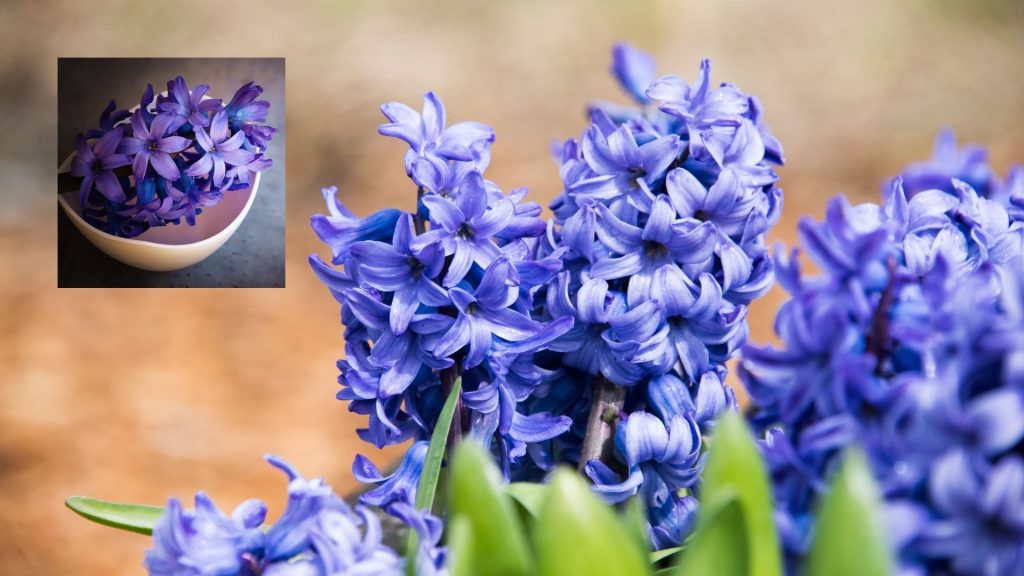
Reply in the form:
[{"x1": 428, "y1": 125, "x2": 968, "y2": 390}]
[
  {"x1": 465, "y1": 302, "x2": 479, "y2": 315},
  {"x1": 407, "y1": 256, "x2": 425, "y2": 278},
  {"x1": 147, "y1": 140, "x2": 159, "y2": 151},
  {"x1": 643, "y1": 240, "x2": 668, "y2": 258},
  {"x1": 92, "y1": 160, "x2": 103, "y2": 174},
  {"x1": 457, "y1": 223, "x2": 474, "y2": 239},
  {"x1": 209, "y1": 143, "x2": 218, "y2": 152},
  {"x1": 694, "y1": 209, "x2": 710, "y2": 222}
]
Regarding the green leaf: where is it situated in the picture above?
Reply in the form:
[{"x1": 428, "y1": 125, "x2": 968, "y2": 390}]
[
  {"x1": 697, "y1": 412, "x2": 782, "y2": 576},
  {"x1": 674, "y1": 495, "x2": 748, "y2": 576},
  {"x1": 533, "y1": 469, "x2": 652, "y2": 576},
  {"x1": 650, "y1": 547, "x2": 682, "y2": 565},
  {"x1": 446, "y1": 515, "x2": 475, "y2": 576},
  {"x1": 807, "y1": 449, "x2": 893, "y2": 576},
  {"x1": 624, "y1": 496, "x2": 652, "y2": 559},
  {"x1": 415, "y1": 377, "x2": 463, "y2": 512},
  {"x1": 506, "y1": 482, "x2": 547, "y2": 518},
  {"x1": 406, "y1": 377, "x2": 463, "y2": 575},
  {"x1": 65, "y1": 496, "x2": 163, "y2": 536},
  {"x1": 450, "y1": 441, "x2": 534, "y2": 576}
]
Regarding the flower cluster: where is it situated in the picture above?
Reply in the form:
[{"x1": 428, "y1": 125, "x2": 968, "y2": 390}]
[
  {"x1": 741, "y1": 131, "x2": 1024, "y2": 574},
  {"x1": 309, "y1": 43, "x2": 785, "y2": 551},
  {"x1": 144, "y1": 456, "x2": 445, "y2": 576},
  {"x1": 541, "y1": 42, "x2": 784, "y2": 548},
  {"x1": 309, "y1": 90, "x2": 575, "y2": 509},
  {"x1": 69, "y1": 77, "x2": 274, "y2": 238}
]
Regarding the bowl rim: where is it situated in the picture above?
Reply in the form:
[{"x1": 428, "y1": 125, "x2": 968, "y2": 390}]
[
  {"x1": 58, "y1": 91, "x2": 265, "y2": 250},
  {"x1": 57, "y1": 169, "x2": 261, "y2": 250}
]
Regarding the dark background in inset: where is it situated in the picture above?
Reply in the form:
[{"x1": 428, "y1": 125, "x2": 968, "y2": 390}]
[
  {"x1": 57, "y1": 58, "x2": 285, "y2": 288},
  {"x1": 1, "y1": 1, "x2": 1022, "y2": 575}
]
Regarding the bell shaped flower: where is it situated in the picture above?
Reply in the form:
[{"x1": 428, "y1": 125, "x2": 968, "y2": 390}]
[
  {"x1": 350, "y1": 213, "x2": 449, "y2": 334},
  {"x1": 119, "y1": 111, "x2": 191, "y2": 181},
  {"x1": 83, "y1": 99, "x2": 130, "y2": 139},
  {"x1": 310, "y1": 187, "x2": 403, "y2": 264},
  {"x1": 70, "y1": 129, "x2": 130, "y2": 206},
  {"x1": 571, "y1": 121, "x2": 683, "y2": 215},
  {"x1": 433, "y1": 256, "x2": 545, "y2": 369},
  {"x1": 589, "y1": 195, "x2": 715, "y2": 305},
  {"x1": 610, "y1": 42, "x2": 657, "y2": 104},
  {"x1": 414, "y1": 171, "x2": 514, "y2": 287},
  {"x1": 899, "y1": 128, "x2": 997, "y2": 198},
  {"x1": 186, "y1": 109, "x2": 255, "y2": 186},
  {"x1": 586, "y1": 411, "x2": 703, "y2": 509},
  {"x1": 918, "y1": 451, "x2": 1024, "y2": 575},
  {"x1": 354, "y1": 440, "x2": 428, "y2": 510},
  {"x1": 144, "y1": 456, "x2": 402, "y2": 576},
  {"x1": 379, "y1": 91, "x2": 494, "y2": 177},
  {"x1": 158, "y1": 75, "x2": 222, "y2": 129}
]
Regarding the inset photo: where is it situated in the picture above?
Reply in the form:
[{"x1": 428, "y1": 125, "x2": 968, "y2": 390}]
[{"x1": 57, "y1": 57, "x2": 285, "y2": 287}]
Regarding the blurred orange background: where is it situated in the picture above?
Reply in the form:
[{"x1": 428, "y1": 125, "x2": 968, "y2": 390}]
[{"x1": 1, "y1": 1, "x2": 1022, "y2": 573}]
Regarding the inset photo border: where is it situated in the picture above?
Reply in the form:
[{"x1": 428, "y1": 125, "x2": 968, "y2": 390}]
[{"x1": 57, "y1": 57, "x2": 285, "y2": 288}]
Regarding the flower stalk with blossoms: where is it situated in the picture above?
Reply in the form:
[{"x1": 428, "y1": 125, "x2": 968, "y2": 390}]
[
  {"x1": 307, "y1": 43, "x2": 785, "y2": 553},
  {"x1": 741, "y1": 130, "x2": 1024, "y2": 574},
  {"x1": 539, "y1": 42, "x2": 784, "y2": 548},
  {"x1": 66, "y1": 76, "x2": 275, "y2": 238}
]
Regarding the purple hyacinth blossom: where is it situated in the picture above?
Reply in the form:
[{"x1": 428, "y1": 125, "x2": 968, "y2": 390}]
[
  {"x1": 611, "y1": 42, "x2": 657, "y2": 104},
  {"x1": 120, "y1": 111, "x2": 190, "y2": 181},
  {"x1": 310, "y1": 187, "x2": 403, "y2": 264},
  {"x1": 222, "y1": 153, "x2": 272, "y2": 190},
  {"x1": 414, "y1": 171, "x2": 514, "y2": 287},
  {"x1": 379, "y1": 91, "x2": 495, "y2": 175},
  {"x1": 572, "y1": 122, "x2": 683, "y2": 214},
  {"x1": 586, "y1": 411, "x2": 703, "y2": 507},
  {"x1": 900, "y1": 128, "x2": 997, "y2": 198},
  {"x1": 225, "y1": 81, "x2": 271, "y2": 126},
  {"x1": 354, "y1": 440, "x2": 428, "y2": 510},
  {"x1": 919, "y1": 451, "x2": 1024, "y2": 575},
  {"x1": 70, "y1": 128, "x2": 130, "y2": 206},
  {"x1": 433, "y1": 256, "x2": 545, "y2": 369},
  {"x1": 647, "y1": 370, "x2": 734, "y2": 430},
  {"x1": 588, "y1": 195, "x2": 715, "y2": 305},
  {"x1": 83, "y1": 99, "x2": 130, "y2": 139},
  {"x1": 647, "y1": 59, "x2": 767, "y2": 169},
  {"x1": 339, "y1": 286, "x2": 453, "y2": 398},
  {"x1": 349, "y1": 213, "x2": 449, "y2": 334},
  {"x1": 159, "y1": 76, "x2": 222, "y2": 129},
  {"x1": 186, "y1": 109, "x2": 255, "y2": 186},
  {"x1": 649, "y1": 266, "x2": 748, "y2": 379},
  {"x1": 144, "y1": 456, "x2": 400, "y2": 576},
  {"x1": 119, "y1": 193, "x2": 187, "y2": 227}
]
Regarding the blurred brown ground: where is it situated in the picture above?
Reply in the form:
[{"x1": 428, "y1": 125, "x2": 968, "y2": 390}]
[{"x1": 0, "y1": 1, "x2": 1022, "y2": 573}]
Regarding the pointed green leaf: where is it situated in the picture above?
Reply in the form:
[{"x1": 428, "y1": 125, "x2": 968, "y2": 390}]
[
  {"x1": 697, "y1": 412, "x2": 782, "y2": 576},
  {"x1": 533, "y1": 469, "x2": 652, "y2": 576},
  {"x1": 650, "y1": 547, "x2": 682, "y2": 566},
  {"x1": 450, "y1": 441, "x2": 534, "y2": 576},
  {"x1": 65, "y1": 496, "x2": 163, "y2": 536},
  {"x1": 446, "y1": 515, "x2": 475, "y2": 576},
  {"x1": 406, "y1": 377, "x2": 463, "y2": 575},
  {"x1": 807, "y1": 449, "x2": 893, "y2": 576},
  {"x1": 674, "y1": 495, "x2": 749, "y2": 576},
  {"x1": 415, "y1": 377, "x2": 463, "y2": 512},
  {"x1": 506, "y1": 482, "x2": 547, "y2": 518}
]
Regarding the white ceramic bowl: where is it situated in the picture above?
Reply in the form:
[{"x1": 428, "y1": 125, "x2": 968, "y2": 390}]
[{"x1": 57, "y1": 150, "x2": 261, "y2": 272}]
